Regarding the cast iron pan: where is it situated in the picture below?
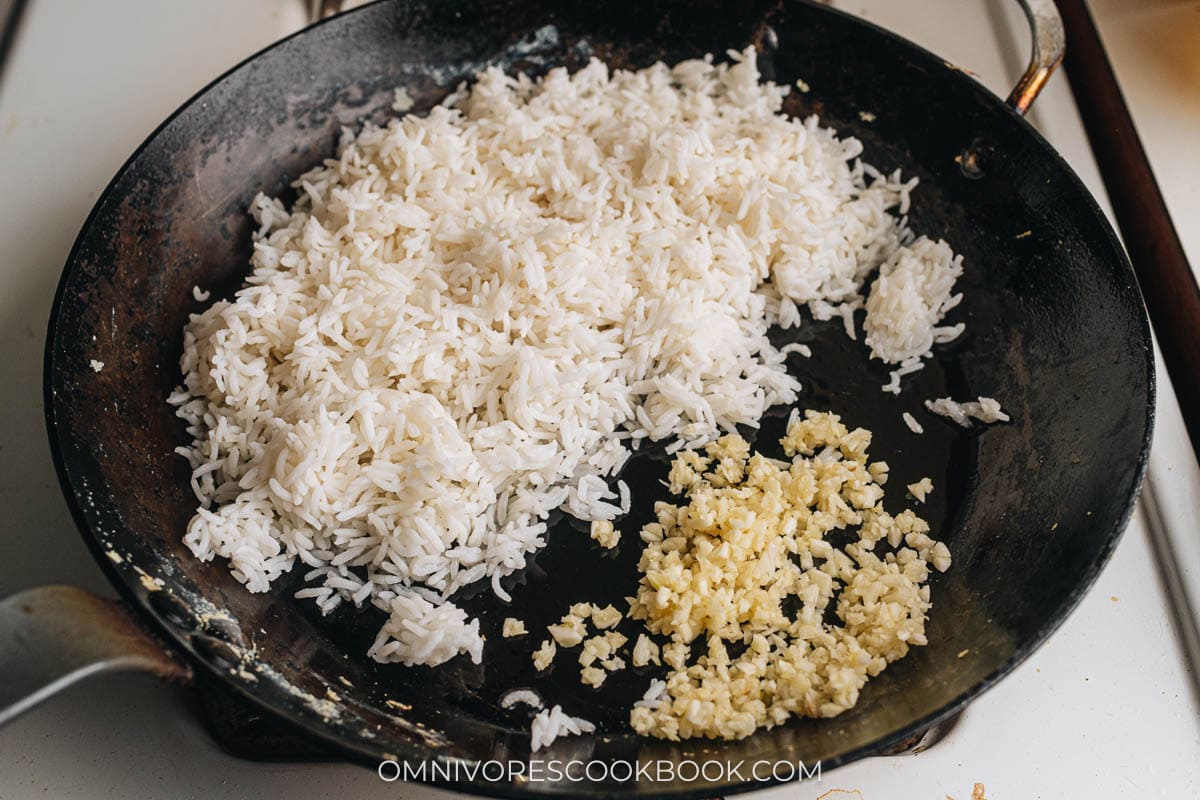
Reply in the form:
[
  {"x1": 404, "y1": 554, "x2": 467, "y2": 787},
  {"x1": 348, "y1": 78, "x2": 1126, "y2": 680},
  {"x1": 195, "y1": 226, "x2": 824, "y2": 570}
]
[{"x1": 21, "y1": 0, "x2": 1154, "y2": 796}]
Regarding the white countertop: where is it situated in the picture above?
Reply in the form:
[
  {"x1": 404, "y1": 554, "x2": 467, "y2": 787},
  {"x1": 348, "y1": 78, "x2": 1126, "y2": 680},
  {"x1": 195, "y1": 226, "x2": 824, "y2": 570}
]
[{"x1": 1, "y1": 2, "x2": 1197, "y2": 798}]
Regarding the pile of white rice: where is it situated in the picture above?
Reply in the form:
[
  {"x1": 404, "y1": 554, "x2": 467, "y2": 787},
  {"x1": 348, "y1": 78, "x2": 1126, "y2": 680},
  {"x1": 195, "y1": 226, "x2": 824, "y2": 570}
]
[{"x1": 170, "y1": 48, "x2": 965, "y2": 668}]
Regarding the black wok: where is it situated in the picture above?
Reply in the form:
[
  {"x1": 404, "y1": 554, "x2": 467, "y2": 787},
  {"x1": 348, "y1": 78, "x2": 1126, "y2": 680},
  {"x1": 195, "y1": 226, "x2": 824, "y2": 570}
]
[{"x1": 5, "y1": 0, "x2": 1154, "y2": 796}]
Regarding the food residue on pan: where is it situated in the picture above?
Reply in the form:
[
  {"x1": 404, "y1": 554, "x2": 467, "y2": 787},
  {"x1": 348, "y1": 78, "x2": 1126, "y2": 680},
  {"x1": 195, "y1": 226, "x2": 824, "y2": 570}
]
[
  {"x1": 391, "y1": 87, "x2": 415, "y2": 112},
  {"x1": 231, "y1": 666, "x2": 258, "y2": 682},
  {"x1": 943, "y1": 60, "x2": 980, "y2": 78},
  {"x1": 816, "y1": 790, "x2": 864, "y2": 800},
  {"x1": 138, "y1": 573, "x2": 163, "y2": 592}
]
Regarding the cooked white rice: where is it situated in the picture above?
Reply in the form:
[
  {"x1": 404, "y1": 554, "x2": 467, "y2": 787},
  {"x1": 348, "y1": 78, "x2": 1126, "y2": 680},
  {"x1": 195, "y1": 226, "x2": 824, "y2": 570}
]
[
  {"x1": 926, "y1": 396, "x2": 1009, "y2": 427},
  {"x1": 170, "y1": 48, "x2": 965, "y2": 668},
  {"x1": 902, "y1": 411, "x2": 924, "y2": 434},
  {"x1": 499, "y1": 688, "x2": 543, "y2": 710},
  {"x1": 635, "y1": 679, "x2": 668, "y2": 709},
  {"x1": 366, "y1": 593, "x2": 482, "y2": 667},
  {"x1": 865, "y1": 237, "x2": 965, "y2": 393},
  {"x1": 530, "y1": 705, "x2": 595, "y2": 751}
]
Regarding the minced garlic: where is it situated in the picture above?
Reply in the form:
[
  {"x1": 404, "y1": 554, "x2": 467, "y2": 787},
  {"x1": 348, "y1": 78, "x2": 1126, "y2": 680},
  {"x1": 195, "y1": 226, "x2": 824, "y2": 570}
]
[
  {"x1": 628, "y1": 410, "x2": 950, "y2": 741},
  {"x1": 590, "y1": 604, "x2": 622, "y2": 630},
  {"x1": 532, "y1": 640, "x2": 556, "y2": 671},
  {"x1": 590, "y1": 519, "x2": 620, "y2": 549},
  {"x1": 547, "y1": 613, "x2": 586, "y2": 648},
  {"x1": 907, "y1": 477, "x2": 934, "y2": 503},
  {"x1": 632, "y1": 634, "x2": 661, "y2": 667}
]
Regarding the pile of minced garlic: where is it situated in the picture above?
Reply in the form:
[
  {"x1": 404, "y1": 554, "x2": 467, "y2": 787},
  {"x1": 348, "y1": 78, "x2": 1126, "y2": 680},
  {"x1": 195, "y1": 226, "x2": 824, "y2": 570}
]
[{"x1": 626, "y1": 410, "x2": 950, "y2": 740}]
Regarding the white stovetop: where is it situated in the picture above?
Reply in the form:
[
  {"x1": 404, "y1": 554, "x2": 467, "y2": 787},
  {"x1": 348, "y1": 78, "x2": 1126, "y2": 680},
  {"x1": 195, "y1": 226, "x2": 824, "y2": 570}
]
[{"x1": 1, "y1": 1, "x2": 1197, "y2": 798}]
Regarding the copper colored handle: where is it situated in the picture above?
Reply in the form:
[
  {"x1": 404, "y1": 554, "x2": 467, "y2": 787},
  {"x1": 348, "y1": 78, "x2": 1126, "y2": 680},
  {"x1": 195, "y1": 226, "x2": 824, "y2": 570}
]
[
  {"x1": 1006, "y1": 0, "x2": 1066, "y2": 115},
  {"x1": 0, "y1": 586, "x2": 191, "y2": 727},
  {"x1": 307, "y1": 0, "x2": 344, "y2": 22}
]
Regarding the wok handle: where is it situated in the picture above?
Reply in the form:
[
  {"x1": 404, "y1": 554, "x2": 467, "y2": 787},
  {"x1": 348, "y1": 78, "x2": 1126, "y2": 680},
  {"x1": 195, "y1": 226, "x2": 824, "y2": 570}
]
[
  {"x1": 307, "y1": 0, "x2": 343, "y2": 22},
  {"x1": 1006, "y1": 0, "x2": 1066, "y2": 115},
  {"x1": 0, "y1": 586, "x2": 192, "y2": 727},
  {"x1": 300, "y1": 1, "x2": 1066, "y2": 113}
]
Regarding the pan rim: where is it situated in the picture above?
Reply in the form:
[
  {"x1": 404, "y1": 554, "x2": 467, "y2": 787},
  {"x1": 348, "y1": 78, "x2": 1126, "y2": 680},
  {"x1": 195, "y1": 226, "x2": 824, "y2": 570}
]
[{"x1": 42, "y1": 0, "x2": 1155, "y2": 796}]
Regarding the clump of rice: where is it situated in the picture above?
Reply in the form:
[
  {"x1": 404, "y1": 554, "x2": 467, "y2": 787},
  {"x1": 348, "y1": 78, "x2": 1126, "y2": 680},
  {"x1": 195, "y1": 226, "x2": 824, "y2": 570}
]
[
  {"x1": 926, "y1": 396, "x2": 1009, "y2": 427},
  {"x1": 628, "y1": 411, "x2": 950, "y2": 740},
  {"x1": 170, "y1": 48, "x2": 965, "y2": 668},
  {"x1": 864, "y1": 237, "x2": 965, "y2": 394},
  {"x1": 367, "y1": 593, "x2": 483, "y2": 667},
  {"x1": 530, "y1": 705, "x2": 596, "y2": 752}
]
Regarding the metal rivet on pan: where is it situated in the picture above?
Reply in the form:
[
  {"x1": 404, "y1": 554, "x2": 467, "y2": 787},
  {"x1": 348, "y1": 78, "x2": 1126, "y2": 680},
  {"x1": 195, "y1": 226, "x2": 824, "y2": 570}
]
[
  {"x1": 754, "y1": 23, "x2": 779, "y2": 53},
  {"x1": 191, "y1": 633, "x2": 241, "y2": 671},
  {"x1": 145, "y1": 590, "x2": 193, "y2": 628},
  {"x1": 957, "y1": 137, "x2": 996, "y2": 179}
]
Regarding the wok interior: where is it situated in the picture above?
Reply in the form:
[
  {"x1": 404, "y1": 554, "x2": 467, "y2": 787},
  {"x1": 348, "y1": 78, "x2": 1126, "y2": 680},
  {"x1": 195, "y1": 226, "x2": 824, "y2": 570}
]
[{"x1": 47, "y1": 0, "x2": 1150, "y2": 794}]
